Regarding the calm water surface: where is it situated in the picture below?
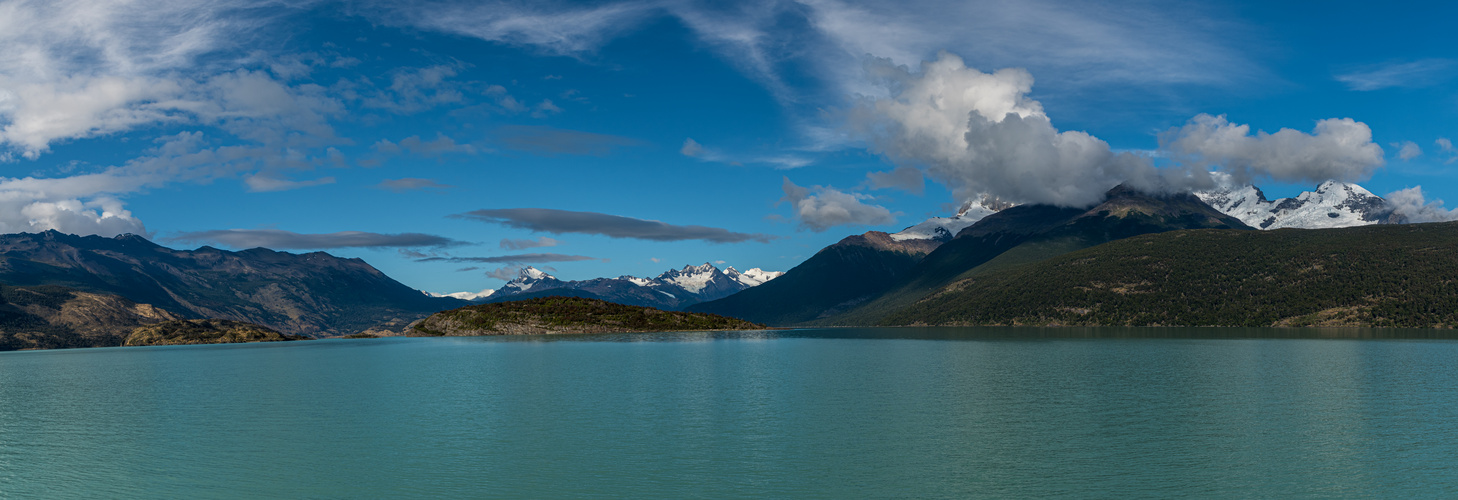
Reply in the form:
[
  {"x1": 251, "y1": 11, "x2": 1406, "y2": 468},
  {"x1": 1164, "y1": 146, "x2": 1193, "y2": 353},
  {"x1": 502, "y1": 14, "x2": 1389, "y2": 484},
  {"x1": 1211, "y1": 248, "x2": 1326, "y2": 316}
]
[{"x1": 2, "y1": 327, "x2": 1457, "y2": 498}]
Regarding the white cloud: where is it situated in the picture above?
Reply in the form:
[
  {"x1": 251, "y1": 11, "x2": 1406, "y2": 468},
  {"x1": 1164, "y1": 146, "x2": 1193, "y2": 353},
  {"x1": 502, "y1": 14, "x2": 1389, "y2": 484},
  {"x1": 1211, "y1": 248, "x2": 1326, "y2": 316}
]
[
  {"x1": 1336, "y1": 59, "x2": 1457, "y2": 91},
  {"x1": 852, "y1": 52, "x2": 1166, "y2": 207},
  {"x1": 374, "y1": 1, "x2": 656, "y2": 55},
  {"x1": 1438, "y1": 138, "x2": 1457, "y2": 164},
  {"x1": 1386, "y1": 186, "x2": 1458, "y2": 223},
  {"x1": 1161, "y1": 114, "x2": 1385, "y2": 185},
  {"x1": 1396, "y1": 141, "x2": 1423, "y2": 161},
  {"x1": 244, "y1": 174, "x2": 336, "y2": 192},
  {"x1": 780, "y1": 177, "x2": 895, "y2": 231}
]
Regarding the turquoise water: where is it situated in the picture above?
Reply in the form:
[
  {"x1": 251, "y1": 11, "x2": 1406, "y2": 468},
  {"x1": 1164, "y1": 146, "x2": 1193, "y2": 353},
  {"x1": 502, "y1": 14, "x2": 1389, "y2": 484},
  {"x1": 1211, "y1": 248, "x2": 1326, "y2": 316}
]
[{"x1": 2, "y1": 327, "x2": 1457, "y2": 498}]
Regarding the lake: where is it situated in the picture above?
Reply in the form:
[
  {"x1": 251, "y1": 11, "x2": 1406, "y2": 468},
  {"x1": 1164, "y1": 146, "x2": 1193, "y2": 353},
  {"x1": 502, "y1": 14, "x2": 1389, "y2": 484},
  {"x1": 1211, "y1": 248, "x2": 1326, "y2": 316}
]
[{"x1": 2, "y1": 327, "x2": 1457, "y2": 498}]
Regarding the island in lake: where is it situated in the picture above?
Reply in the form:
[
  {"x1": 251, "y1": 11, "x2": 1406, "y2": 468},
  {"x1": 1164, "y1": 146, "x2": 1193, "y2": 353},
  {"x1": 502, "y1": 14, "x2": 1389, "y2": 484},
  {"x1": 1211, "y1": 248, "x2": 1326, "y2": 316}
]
[{"x1": 407, "y1": 296, "x2": 766, "y2": 336}]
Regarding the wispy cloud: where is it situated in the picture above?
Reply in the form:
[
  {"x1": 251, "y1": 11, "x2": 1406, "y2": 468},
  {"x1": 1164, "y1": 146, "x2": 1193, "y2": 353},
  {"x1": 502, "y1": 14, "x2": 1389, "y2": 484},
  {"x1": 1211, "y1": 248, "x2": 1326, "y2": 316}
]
[
  {"x1": 1336, "y1": 59, "x2": 1457, "y2": 91},
  {"x1": 495, "y1": 125, "x2": 641, "y2": 156},
  {"x1": 168, "y1": 228, "x2": 467, "y2": 250},
  {"x1": 376, "y1": 177, "x2": 453, "y2": 192},
  {"x1": 453, "y1": 208, "x2": 775, "y2": 243},
  {"x1": 680, "y1": 137, "x2": 812, "y2": 169},
  {"x1": 417, "y1": 253, "x2": 603, "y2": 264},
  {"x1": 500, "y1": 236, "x2": 559, "y2": 250}
]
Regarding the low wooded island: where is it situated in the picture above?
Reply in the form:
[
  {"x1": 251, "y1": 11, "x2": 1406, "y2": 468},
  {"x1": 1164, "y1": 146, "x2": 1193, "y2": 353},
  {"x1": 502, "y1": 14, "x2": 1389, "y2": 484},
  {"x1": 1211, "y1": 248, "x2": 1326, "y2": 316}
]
[{"x1": 407, "y1": 296, "x2": 765, "y2": 336}]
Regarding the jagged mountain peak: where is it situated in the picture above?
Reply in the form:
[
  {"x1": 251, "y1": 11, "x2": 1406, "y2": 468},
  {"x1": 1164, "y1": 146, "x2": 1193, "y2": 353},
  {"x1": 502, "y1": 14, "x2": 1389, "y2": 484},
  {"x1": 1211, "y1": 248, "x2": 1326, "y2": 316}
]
[{"x1": 1196, "y1": 175, "x2": 1401, "y2": 229}]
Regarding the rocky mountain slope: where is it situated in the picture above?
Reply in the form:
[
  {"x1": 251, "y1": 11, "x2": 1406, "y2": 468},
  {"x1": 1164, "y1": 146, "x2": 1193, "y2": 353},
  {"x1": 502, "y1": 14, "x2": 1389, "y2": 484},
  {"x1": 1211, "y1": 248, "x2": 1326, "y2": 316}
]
[
  {"x1": 1195, "y1": 175, "x2": 1403, "y2": 229},
  {"x1": 0, "y1": 231, "x2": 465, "y2": 337},
  {"x1": 880, "y1": 221, "x2": 1458, "y2": 328},
  {"x1": 125, "y1": 319, "x2": 306, "y2": 346},
  {"x1": 407, "y1": 296, "x2": 764, "y2": 336},
  {"x1": 0, "y1": 284, "x2": 182, "y2": 351},
  {"x1": 481, "y1": 263, "x2": 783, "y2": 310}
]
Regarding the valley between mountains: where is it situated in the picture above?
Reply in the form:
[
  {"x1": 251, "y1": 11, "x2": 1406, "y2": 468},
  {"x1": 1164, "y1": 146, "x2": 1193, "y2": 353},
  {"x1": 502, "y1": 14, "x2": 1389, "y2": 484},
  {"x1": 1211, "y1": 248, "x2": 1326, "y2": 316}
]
[{"x1": 2, "y1": 177, "x2": 1455, "y2": 351}]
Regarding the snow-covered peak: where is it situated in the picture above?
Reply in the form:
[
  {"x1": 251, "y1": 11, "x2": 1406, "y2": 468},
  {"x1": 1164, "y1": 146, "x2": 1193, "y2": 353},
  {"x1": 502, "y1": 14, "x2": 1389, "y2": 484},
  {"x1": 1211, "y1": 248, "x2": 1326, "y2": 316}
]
[
  {"x1": 520, "y1": 266, "x2": 553, "y2": 280},
  {"x1": 427, "y1": 289, "x2": 496, "y2": 301},
  {"x1": 1196, "y1": 174, "x2": 1399, "y2": 230},
  {"x1": 500, "y1": 266, "x2": 560, "y2": 293},
  {"x1": 655, "y1": 262, "x2": 726, "y2": 294},
  {"x1": 891, "y1": 197, "x2": 1009, "y2": 241},
  {"x1": 734, "y1": 268, "x2": 784, "y2": 286}
]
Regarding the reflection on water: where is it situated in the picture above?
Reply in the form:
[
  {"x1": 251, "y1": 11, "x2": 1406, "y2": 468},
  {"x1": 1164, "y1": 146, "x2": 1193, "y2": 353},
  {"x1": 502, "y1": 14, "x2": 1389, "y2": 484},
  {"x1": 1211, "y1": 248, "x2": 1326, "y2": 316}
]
[{"x1": 2, "y1": 327, "x2": 1457, "y2": 498}]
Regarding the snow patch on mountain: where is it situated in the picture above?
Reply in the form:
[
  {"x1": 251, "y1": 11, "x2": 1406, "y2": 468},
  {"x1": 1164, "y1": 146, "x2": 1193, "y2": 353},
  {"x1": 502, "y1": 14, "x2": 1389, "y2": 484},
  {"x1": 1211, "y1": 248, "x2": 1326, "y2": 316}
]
[
  {"x1": 891, "y1": 197, "x2": 1010, "y2": 241},
  {"x1": 426, "y1": 289, "x2": 496, "y2": 300},
  {"x1": 1195, "y1": 173, "x2": 1402, "y2": 230},
  {"x1": 725, "y1": 266, "x2": 785, "y2": 287}
]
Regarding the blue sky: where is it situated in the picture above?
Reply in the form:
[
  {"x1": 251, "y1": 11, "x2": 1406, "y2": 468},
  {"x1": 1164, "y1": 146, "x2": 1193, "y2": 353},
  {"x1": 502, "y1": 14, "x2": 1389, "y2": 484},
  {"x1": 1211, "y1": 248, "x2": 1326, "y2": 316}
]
[{"x1": 1, "y1": 0, "x2": 1456, "y2": 294}]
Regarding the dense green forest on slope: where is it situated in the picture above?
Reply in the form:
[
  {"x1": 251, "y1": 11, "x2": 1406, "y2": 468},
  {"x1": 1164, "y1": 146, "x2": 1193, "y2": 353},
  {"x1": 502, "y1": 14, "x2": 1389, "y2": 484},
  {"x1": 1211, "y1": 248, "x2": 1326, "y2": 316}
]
[{"x1": 881, "y1": 222, "x2": 1458, "y2": 328}]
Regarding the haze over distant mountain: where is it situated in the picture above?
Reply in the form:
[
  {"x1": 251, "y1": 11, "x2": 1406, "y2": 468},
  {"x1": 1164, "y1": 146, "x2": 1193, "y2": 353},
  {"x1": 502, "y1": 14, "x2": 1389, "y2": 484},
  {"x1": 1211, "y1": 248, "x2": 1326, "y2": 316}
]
[
  {"x1": 1196, "y1": 175, "x2": 1404, "y2": 229},
  {"x1": 476, "y1": 263, "x2": 784, "y2": 310},
  {"x1": 0, "y1": 231, "x2": 465, "y2": 337}
]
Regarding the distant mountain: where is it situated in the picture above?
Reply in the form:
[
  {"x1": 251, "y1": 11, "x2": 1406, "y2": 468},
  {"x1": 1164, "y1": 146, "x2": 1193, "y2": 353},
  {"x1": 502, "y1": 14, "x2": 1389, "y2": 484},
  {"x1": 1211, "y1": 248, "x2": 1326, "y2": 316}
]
[
  {"x1": 0, "y1": 230, "x2": 466, "y2": 337},
  {"x1": 697, "y1": 185, "x2": 1249, "y2": 326},
  {"x1": 408, "y1": 296, "x2": 764, "y2": 337},
  {"x1": 1196, "y1": 175, "x2": 1404, "y2": 229},
  {"x1": 481, "y1": 263, "x2": 784, "y2": 310},
  {"x1": 878, "y1": 221, "x2": 1458, "y2": 328},
  {"x1": 687, "y1": 231, "x2": 944, "y2": 325}
]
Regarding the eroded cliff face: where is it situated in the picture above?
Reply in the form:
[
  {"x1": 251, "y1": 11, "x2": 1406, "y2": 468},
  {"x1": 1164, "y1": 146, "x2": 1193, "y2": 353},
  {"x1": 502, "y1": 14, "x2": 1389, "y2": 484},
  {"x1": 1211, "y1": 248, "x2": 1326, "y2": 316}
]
[{"x1": 0, "y1": 285, "x2": 182, "y2": 351}]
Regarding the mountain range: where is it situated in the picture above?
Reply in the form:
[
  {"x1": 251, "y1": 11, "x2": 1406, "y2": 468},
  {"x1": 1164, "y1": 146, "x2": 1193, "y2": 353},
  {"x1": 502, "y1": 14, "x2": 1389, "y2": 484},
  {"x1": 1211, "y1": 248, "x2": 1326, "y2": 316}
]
[
  {"x1": 0, "y1": 231, "x2": 465, "y2": 339},
  {"x1": 469, "y1": 263, "x2": 785, "y2": 310},
  {"x1": 690, "y1": 184, "x2": 1249, "y2": 324}
]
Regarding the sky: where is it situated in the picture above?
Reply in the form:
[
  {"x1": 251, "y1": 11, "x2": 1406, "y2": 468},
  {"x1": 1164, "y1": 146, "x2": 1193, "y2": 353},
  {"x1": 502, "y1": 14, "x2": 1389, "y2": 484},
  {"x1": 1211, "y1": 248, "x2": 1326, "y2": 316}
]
[{"x1": 1, "y1": 0, "x2": 1456, "y2": 295}]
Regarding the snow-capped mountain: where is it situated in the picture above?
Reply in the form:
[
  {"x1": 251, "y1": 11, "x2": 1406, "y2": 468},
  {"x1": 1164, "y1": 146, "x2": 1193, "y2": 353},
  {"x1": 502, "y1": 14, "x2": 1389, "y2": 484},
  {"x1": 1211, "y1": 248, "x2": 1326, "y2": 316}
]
[
  {"x1": 1196, "y1": 175, "x2": 1403, "y2": 230},
  {"x1": 891, "y1": 197, "x2": 1012, "y2": 241},
  {"x1": 426, "y1": 289, "x2": 497, "y2": 301},
  {"x1": 725, "y1": 266, "x2": 784, "y2": 287},
  {"x1": 480, "y1": 263, "x2": 784, "y2": 310}
]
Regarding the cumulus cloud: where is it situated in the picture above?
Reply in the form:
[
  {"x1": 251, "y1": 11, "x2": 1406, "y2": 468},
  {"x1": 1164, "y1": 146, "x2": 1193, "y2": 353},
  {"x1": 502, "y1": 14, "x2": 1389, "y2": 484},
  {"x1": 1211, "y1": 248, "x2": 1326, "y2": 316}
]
[
  {"x1": 1160, "y1": 114, "x2": 1385, "y2": 186},
  {"x1": 453, "y1": 208, "x2": 775, "y2": 243},
  {"x1": 376, "y1": 177, "x2": 453, "y2": 192},
  {"x1": 486, "y1": 266, "x2": 523, "y2": 281},
  {"x1": 0, "y1": 195, "x2": 147, "y2": 237},
  {"x1": 852, "y1": 52, "x2": 1169, "y2": 207},
  {"x1": 1385, "y1": 187, "x2": 1458, "y2": 223},
  {"x1": 417, "y1": 253, "x2": 602, "y2": 264},
  {"x1": 1396, "y1": 141, "x2": 1423, "y2": 161},
  {"x1": 780, "y1": 177, "x2": 896, "y2": 231},
  {"x1": 500, "y1": 236, "x2": 559, "y2": 250},
  {"x1": 168, "y1": 229, "x2": 467, "y2": 250},
  {"x1": 1336, "y1": 59, "x2": 1457, "y2": 91},
  {"x1": 495, "y1": 125, "x2": 640, "y2": 156},
  {"x1": 852, "y1": 52, "x2": 1386, "y2": 208}
]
